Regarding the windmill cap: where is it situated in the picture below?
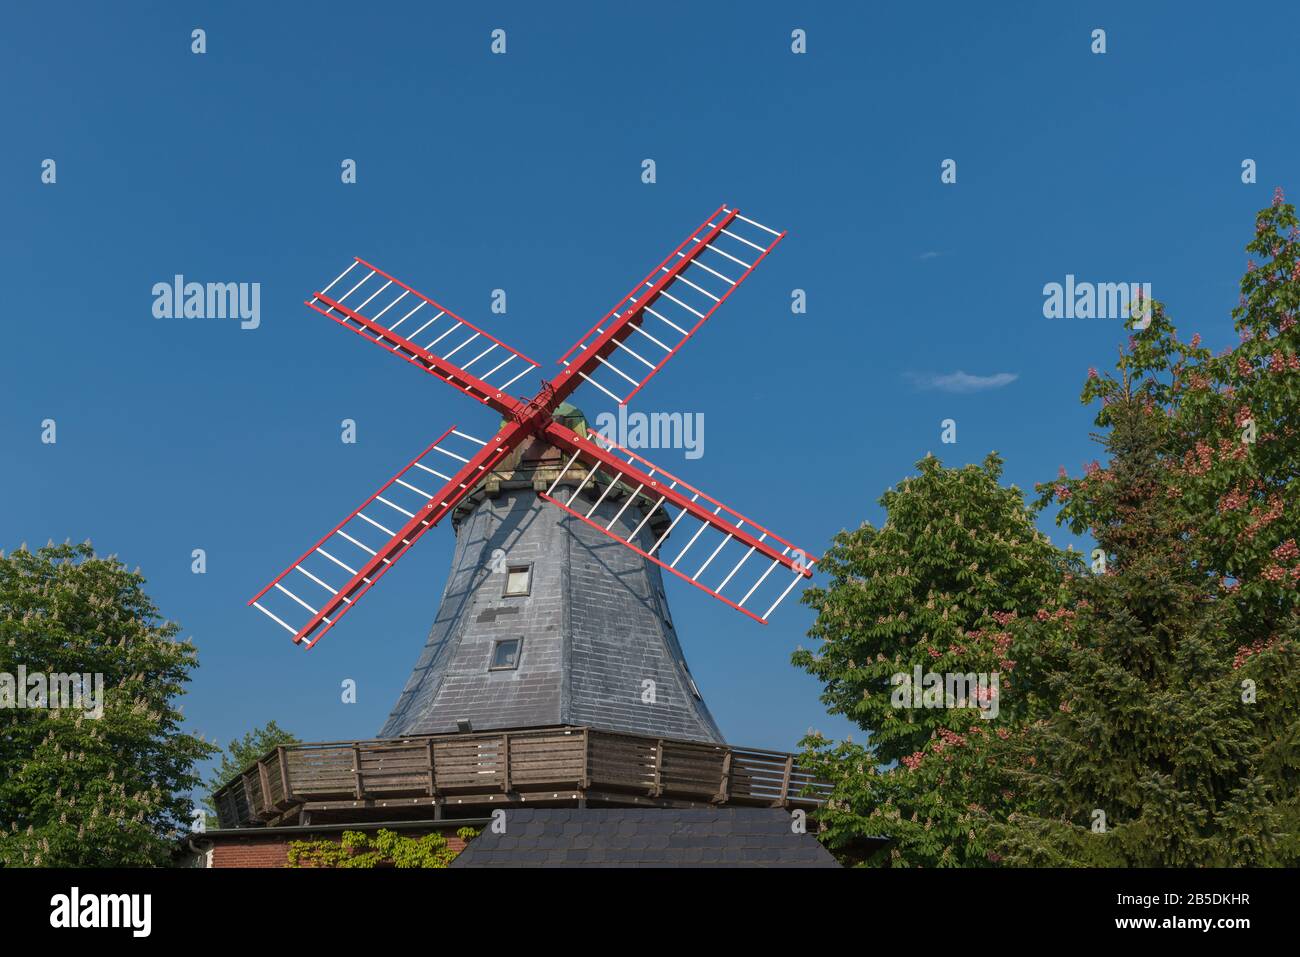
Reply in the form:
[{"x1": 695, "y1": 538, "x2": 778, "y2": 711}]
[{"x1": 499, "y1": 401, "x2": 589, "y2": 438}]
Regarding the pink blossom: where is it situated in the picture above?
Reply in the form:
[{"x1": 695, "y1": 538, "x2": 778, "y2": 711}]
[
  {"x1": 1235, "y1": 636, "x2": 1278, "y2": 669},
  {"x1": 1184, "y1": 440, "x2": 1214, "y2": 477},
  {"x1": 1242, "y1": 494, "x2": 1285, "y2": 539},
  {"x1": 1272, "y1": 539, "x2": 1299, "y2": 561},
  {"x1": 1218, "y1": 489, "x2": 1248, "y2": 512}
]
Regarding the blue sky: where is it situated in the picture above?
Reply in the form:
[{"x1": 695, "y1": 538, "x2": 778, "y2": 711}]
[{"x1": 3, "y1": 2, "x2": 1297, "y2": 776}]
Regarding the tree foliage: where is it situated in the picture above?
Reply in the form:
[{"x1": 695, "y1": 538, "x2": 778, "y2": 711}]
[
  {"x1": 201, "y1": 720, "x2": 299, "y2": 830},
  {"x1": 793, "y1": 454, "x2": 1072, "y2": 866},
  {"x1": 0, "y1": 542, "x2": 215, "y2": 867},
  {"x1": 987, "y1": 194, "x2": 1300, "y2": 866},
  {"x1": 799, "y1": 194, "x2": 1300, "y2": 867}
]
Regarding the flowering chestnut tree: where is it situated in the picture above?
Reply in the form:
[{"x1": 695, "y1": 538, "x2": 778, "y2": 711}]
[
  {"x1": 793, "y1": 454, "x2": 1072, "y2": 866},
  {"x1": 0, "y1": 542, "x2": 214, "y2": 867},
  {"x1": 986, "y1": 194, "x2": 1300, "y2": 866}
]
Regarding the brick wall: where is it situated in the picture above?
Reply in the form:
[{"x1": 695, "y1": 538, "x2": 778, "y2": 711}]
[
  {"x1": 212, "y1": 837, "x2": 289, "y2": 868},
  {"x1": 209, "y1": 830, "x2": 469, "y2": 868}
]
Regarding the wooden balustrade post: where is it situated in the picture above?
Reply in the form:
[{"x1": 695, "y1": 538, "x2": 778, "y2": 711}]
[
  {"x1": 278, "y1": 746, "x2": 293, "y2": 803},
  {"x1": 652, "y1": 739, "x2": 664, "y2": 797},
  {"x1": 352, "y1": 744, "x2": 364, "y2": 799},
  {"x1": 581, "y1": 728, "x2": 590, "y2": 790},
  {"x1": 257, "y1": 759, "x2": 273, "y2": 817},
  {"x1": 779, "y1": 754, "x2": 794, "y2": 808},
  {"x1": 714, "y1": 749, "x2": 732, "y2": 804}
]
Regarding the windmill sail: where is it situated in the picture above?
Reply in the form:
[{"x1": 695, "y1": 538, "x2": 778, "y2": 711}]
[
  {"x1": 306, "y1": 257, "x2": 539, "y2": 416},
  {"x1": 250, "y1": 424, "x2": 523, "y2": 647},
  {"x1": 538, "y1": 421, "x2": 816, "y2": 624},
  {"x1": 554, "y1": 205, "x2": 785, "y2": 406}
]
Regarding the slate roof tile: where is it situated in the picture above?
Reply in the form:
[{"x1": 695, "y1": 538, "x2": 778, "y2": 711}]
[{"x1": 451, "y1": 808, "x2": 840, "y2": 868}]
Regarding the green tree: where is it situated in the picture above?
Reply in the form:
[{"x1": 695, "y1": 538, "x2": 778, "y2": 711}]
[
  {"x1": 201, "y1": 720, "x2": 299, "y2": 830},
  {"x1": 0, "y1": 541, "x2": 215, "y2": 867},
  {"x1": 793, "y1": 454, "x2": 1072, "y2": 866},
  {"x1": 989, "y1": 197, "x2": 1300, "y2": 864}
]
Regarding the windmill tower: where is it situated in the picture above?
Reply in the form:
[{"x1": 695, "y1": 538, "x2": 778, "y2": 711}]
[
  {"x1": 380, "y1": 402, "x2": 725, "y2": 743},
  {"x1": 249, "y1": 204, "x2": 817, "y2": 747}
]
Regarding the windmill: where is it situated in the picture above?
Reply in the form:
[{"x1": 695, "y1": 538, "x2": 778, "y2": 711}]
[{"x1": 248, "y1": 203, "x2": 818, "y2": 741}]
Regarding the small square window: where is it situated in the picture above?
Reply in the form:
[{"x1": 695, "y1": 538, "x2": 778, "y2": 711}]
[
  {"x1": 490, "y1": 638, "x2": 522, "y2": 671},
  {"x1": 503, "y1": 564, "x2": 532, "y2": 597},
  {"x1": 686, "y1": 676, "x2": 701, "y2": 700},
  {"x1": 681, "y1": 660, "x2": 701, "y2": 699},
  {"x1": 657, "y1": 587, "x2": 672, "y2": 627}
]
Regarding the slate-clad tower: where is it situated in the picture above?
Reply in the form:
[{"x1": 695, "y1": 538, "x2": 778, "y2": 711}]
[{"x1": 380, "y1": 406, "x2": 724, "y2": 744}]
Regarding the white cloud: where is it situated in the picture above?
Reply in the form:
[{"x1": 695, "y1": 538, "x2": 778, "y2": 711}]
[{"x1": 905, "y1": 370, "x2": 1019, "y2": 393}]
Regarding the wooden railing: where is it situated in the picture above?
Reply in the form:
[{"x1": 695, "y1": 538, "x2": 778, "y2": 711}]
[{"x1": 213, "y1": 726, "x2": 831, "y2": 829}]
